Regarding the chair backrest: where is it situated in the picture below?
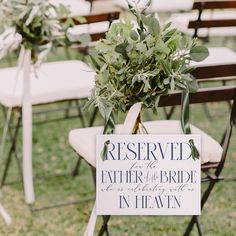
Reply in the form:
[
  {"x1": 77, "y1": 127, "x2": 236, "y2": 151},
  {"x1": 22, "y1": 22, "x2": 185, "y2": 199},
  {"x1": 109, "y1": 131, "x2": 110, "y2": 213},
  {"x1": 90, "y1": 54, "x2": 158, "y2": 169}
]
[
  {"x1": 159, "y1": 73, "x2": 236, "y2": 171},
  {"x1": 192, "y1": 63, "x2": 236, "y2": 80},
  {"x1": 188, "y1": 0, "x2": 236, "y2": 38},
  {"x1": 158, "y1": 85, "x2": 236, "y2": 107},
  {"x1": 61, "y1": 11, "x2": 120, "y2": 42}
]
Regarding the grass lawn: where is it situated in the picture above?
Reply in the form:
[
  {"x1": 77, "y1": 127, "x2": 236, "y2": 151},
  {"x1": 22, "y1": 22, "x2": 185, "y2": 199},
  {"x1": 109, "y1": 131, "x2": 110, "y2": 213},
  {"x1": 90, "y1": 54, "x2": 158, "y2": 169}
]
[
  {"x1": 0, "y1": 46, "x2": 235, "y2": 235},
  {"x1": 0, "y1": 95, "x2": 235, "y2": 236}
]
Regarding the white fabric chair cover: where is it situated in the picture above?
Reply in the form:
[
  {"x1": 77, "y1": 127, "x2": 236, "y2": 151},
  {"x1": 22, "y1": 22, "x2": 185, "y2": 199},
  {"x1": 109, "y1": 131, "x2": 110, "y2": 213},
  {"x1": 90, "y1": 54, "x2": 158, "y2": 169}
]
[
  {"x1": 0, "y1": 60, "x2": 95, "y2": 108},
  {"x1": 170, "y1": 10, "x2": 236, "y2": 37},
  {"x1": 143, "y1": 120, "x2": 222, "y2": 164},
  {"x1": 114, "y1": 0, "x2": 194, "y2": 13},
  {"x1": 69, "y1": 103, "x2": 142, "y2": 167}
]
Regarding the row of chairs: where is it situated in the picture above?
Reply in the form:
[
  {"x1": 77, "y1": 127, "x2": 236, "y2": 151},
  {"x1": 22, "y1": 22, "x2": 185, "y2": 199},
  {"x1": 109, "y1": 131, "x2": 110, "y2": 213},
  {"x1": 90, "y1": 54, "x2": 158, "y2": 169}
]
[
  {"x1": 68, "y1": 1, "x2": 236, "y2": 235},
  {"x1": 0, "y1": 0, "x2": 235, "y2": 233},
  {"x1": 0, "y1": 10, "x2": 120, "y2": 206}
]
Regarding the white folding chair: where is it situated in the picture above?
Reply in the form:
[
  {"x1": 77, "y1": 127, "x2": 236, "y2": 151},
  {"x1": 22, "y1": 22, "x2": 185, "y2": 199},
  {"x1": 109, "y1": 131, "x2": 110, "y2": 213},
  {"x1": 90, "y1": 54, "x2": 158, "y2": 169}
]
[
  {"x1": 0, "y1": 11, "x2": 120, "y2": 207},
  {"x1": 169, "y1": 0, "x2": 236, "y2": 39},
  {"x1": 68, "y1": 87, "x2": 236, "y2": 234},
  {"x1": 69, "y1": 79, "x2": 236, "y2": 236},
  {"x1": 163, "y1": 46, "x2": 236, "y2": 119}
]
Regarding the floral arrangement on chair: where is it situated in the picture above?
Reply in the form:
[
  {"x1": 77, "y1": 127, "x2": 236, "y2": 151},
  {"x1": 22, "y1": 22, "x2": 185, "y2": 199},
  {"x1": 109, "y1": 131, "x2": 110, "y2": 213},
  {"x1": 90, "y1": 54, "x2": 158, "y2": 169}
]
[
  {"x1": 0, "y1": 0, "x2": 87, "y2": 204},
  {"x1": 87, "y1": 1, "x2": 209, "y2": 159},
  {"x1": 0, "y1": 0, "x2": 85, "y2": 65}
]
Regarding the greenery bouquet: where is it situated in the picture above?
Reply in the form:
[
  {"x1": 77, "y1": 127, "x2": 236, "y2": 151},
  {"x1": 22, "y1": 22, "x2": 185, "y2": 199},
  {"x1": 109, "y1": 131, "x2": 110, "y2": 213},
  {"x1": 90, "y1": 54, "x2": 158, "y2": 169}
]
[
  {"x1": 0, "y1": 0, "x2": 79, "y2": 65},
  {"x1": 87, "y1": 1, "x2": 209, "y2": 159}
]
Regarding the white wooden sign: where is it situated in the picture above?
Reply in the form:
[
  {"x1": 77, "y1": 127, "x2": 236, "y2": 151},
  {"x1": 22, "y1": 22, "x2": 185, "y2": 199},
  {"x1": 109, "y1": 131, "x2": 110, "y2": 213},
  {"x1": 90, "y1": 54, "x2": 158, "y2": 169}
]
[{"x1": 96, "y1": 135, "x2": 201, "y2": 215}]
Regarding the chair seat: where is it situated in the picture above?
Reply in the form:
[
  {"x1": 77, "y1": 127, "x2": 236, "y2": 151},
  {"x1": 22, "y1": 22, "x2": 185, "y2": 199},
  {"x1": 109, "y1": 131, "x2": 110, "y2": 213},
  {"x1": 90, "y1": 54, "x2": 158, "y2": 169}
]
[
  {"x1": 0, "y1": 60, "x2": 95, "y2": 108},
  {"x1": 69, "y1": 120, "x2": 222, "y2": 167},
  {"x1": 114, "y1": 0, "x2": 193, "y2": 12},
  {"x1": 191, "y1": 47, "x2": 236, "y2": 67},
  {"x1": 170, "y1": 10, "x2": 236, "y2": 37},
  {"x1": 49, "y1": 0, "x2": 91, "y2": 16}
]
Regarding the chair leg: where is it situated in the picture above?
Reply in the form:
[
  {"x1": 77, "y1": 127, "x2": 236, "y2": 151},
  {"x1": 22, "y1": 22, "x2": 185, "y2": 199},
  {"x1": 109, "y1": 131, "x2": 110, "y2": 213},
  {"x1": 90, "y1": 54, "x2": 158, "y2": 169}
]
[
  {"x1": 94, "y1": 159, "x2": 110, "y2": 236},
  {"x1": 183, "y1": 216, "x2": 198, "y2": 236},
  {"x1": 196, "y1": 217, "x2": 203, "y2": 236},
  {"x1": 75, "y1": 100, "x2": 86, "y2": 128},
  {"x1": 1, "y1": 110, "x2": 22, "y2": 188},
  {"x1": 98, "y1": 215, "x2": 111, "y2": 236},
  {"x1": 8, "y1": 112, "x2": 23, "y2": 184},
  {"x1": 183, "y1": 180, "x2": 216, "y2": 236},
  {"x1": 72, "y1": 156, "x2": 82, "y2": 177},
  {"x1": 184, "y1": 216, "x2": 203, "y2": 236},
  {"x1": 0, "y1": 148, "x2": 14, "y2": 188},
  {"x1": 71, "y1": 100, "x2": 96, "y2": 177},
  {"x1": 90, "y1": 166, "x2": 96, "y2": 188},
  {"x1": 64, "y1": 100, "x2": 73, "y2": 119}
]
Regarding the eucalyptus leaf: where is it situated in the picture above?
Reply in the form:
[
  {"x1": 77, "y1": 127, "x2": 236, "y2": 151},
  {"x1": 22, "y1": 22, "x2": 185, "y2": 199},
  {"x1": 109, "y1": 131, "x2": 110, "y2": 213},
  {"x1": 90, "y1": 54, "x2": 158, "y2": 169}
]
[
  {"x1": 115, "y1": 42, "x2": 129, "y2": 55},
  {"x1": 146, "y1": 16, "x2": 160, "y2": 36},
  {"x1": 86, "y1": 1, "x2": 208, "y2": 161},
  {"x1": 190, "y1": 45, "x2": 209, "y2": 62},
  {"x1": 130, "y1": 30, "x2": 139, "y2": 41}
]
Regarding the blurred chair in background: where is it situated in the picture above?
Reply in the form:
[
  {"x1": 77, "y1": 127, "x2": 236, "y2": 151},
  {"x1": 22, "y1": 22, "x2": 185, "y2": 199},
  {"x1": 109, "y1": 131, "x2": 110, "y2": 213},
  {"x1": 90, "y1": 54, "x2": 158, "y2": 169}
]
[
  {"x1": 0, "y1": 11, "x2": 120, "y2": 209},
  {"x1": 165, "y1": 1, "x2": 236, "y2": 119},
  {"x1": 170, "y1": 0, "x2": 236, "y2": 42}
]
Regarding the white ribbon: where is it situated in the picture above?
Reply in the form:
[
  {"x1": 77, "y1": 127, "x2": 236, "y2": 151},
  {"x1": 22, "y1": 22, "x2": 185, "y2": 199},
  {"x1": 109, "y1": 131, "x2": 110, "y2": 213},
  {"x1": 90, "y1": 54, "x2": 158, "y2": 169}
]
[
  {"x1": 82, "y1": 103, "x2": 142, "y2": 235},
  {"x1": 0, "y1": 204, "x2": 12, "y2": 225},
  {"x1": 83, "y1": 202, "x2": 97, "y2": 236},
  {"x1": 0, "y1": 46, "x2": 30, "y2": 225},
  {"x1": 0, "y1": 47, "x2": 35, "y2": 205},
  {"x1": 0, "y1": 46, "x2": 25, "y2": 158},
  {"x1": 22, "y1": 49, "x2": 35, "y2": 204}
]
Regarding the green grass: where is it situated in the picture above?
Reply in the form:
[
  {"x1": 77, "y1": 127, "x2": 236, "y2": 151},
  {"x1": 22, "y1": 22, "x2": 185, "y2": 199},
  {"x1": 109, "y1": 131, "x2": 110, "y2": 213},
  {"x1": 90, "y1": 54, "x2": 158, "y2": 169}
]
[
  {"x1": 0, "y1": 99, "x2": 235, "y2": 236},
  {"x1": 0, "y1": 44, "x2": 235, "y2": 235}
]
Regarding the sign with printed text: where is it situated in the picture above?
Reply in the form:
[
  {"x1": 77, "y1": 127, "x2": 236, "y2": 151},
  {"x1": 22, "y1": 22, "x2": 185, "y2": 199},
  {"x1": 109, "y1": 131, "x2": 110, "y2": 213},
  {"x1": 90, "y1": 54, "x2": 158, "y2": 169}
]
[{"x1": 96, "y1": 135, "x2": 201, "y2": 215}]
